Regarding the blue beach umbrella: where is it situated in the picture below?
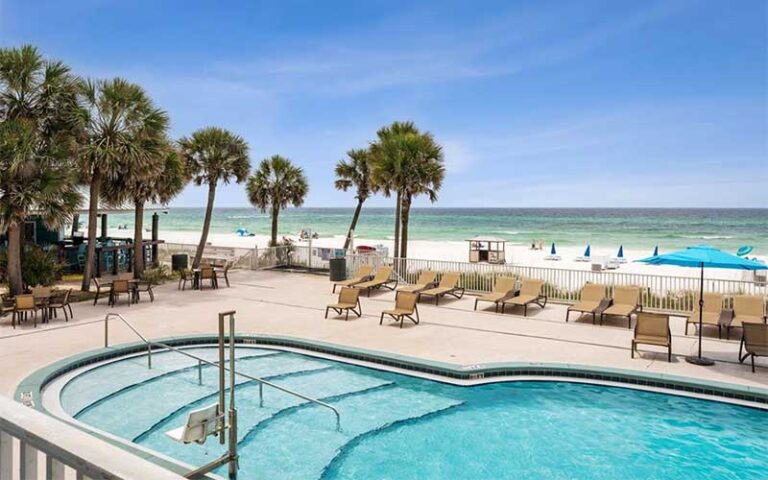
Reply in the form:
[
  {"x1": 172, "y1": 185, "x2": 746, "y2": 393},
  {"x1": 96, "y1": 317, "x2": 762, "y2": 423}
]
[
  {"x1": 550, "y1": 243, "x2": 557, "y2": 255},
  {"x1": 637, "y1": 245, "x2": 767, "y2": 365},
  {"x1": 584, "y1": 245, "x2": 591, "y2": 257},
  {"x1": 652, "y1": 245, "x2": 659, "y2": 257},
  {"x1": 617, "y1": 245, "x2": 624, "y2": 259}
]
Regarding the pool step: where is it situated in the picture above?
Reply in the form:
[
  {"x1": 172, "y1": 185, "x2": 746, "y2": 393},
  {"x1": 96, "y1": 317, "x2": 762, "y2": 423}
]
[{"x1": 235, "y1": 384, "x2": 463, "y2": 480}]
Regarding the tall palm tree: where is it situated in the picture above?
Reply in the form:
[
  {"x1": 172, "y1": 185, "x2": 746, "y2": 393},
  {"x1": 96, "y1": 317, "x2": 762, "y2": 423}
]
[
  {"x1": 246, "y1": 155, "x2": 309, "y2": 246},
  {"x1": 103, "y1": 141, "x2": 186, "y2": 277},
  {"x1": 180, "y1": 127, "x2": 250, "y2": 268},
  {"x1": 369, "y1": 121, "x2": 420, "y2": 258},
  {"x1": 0, "y1": 45, "x2": 82, "y2": 295},
  {"x1": 76, "y1": 78, "x2": 169, "y2": 290},
  {"x1": 334, "y1": 148, "x2": 377, "y2": 250}
]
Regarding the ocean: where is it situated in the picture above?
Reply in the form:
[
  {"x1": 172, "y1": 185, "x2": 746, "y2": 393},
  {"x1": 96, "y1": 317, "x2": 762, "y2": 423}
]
[{"x1": 106, "y1": 208, "x2": 768, "y2": 255}]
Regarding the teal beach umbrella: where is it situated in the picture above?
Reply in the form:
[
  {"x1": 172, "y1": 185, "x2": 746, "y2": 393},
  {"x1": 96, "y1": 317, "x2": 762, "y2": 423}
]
[
  {"x1": 737, "y1": 245, "x2": 753, "y2": 257},
  {"x1": 637, "y1": 245, "x2": 767, "y2": 365}
]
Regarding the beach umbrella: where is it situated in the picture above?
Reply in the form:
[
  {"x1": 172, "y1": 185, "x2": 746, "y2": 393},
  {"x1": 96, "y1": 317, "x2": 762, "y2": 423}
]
[
  {"x1": 584, "y1": 245, "x2": 591, "y2": 257},
  {"x1": 617, "y1": 245, "x2": 624, "y2": 259},
  {"x1": 550, "y1": 243, "x2": 557, "y2": 255},
  {"x1": 736, "y1": 245, "x2": 753, "y2": 257},
  {"x1": 652, "y1": 245, "x2": 659, "y2": 257},
  {"x1": 637, "y1": 245, "x2": 767, "y2": 365}
]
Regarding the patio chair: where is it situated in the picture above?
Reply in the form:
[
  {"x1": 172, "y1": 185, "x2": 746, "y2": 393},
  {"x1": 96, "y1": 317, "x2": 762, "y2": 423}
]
[
  {"x1": 566, "y1": 283, "x2": 608, "y2": 323},
  {"x1": 218, "y1": 262, "x2": 232, "y2": 288},
  {"x1": 133, "y1": 281, "x2": 155, "y2": 303},
  {"x1": 109, "y1": 279, "x2": 131, "y2": 307},
  {"x1": 1, "y1": 295, "x2": 16, "y2": 328},
  {"x1": 380, "y1": 291, "x2": 420, "y2": 328},
  {"x1": 501, "y1": 279, "x2": 547, "y2": 316},
  {"x1": 739, "y1": 322, "x2": 768, "y2": 373},
  {"x1": 48, "y1": 289, "x2": 74, "y2": 321},
  {"x1": 14, "y1": 294, "x2": 39, "y2": 328},
  {"x1": 419, "y1": 272, "x2": 465, "y2": 305},
  {"x1": 178, "y1": 269, "x2": 192, "y2": 291},
  {"x1": 631, "y1": 312, "x2": 671, "y2": 362},
  {"x1": 354, "y1": 266, "x2": 397, "y2": 297},
  {"x1": 684, "y1": 292, "x2": 724, "y2": 338},
  {"x1": 92, "y1": 277, "x2": 112, "y2": 305},
  {"x1": 117, "y1": 272, "x2": 133, "y2": 281},
  {"x1": 600, "y1": 286, "x2": 641, "y2": 329},
  {"x1": 199, "y1": 267, "x2": 218, "y2": 290},
  {"x1": 728, "y1": 295, "x2": 767, "y2": 340},
  {"x1": 325, "y1": 287, "x2": 362, "y2": 320},
  {"x1": 474, "y1": 276, "x2": 518, "y2": 312},
  {"x1": 398, "y1": 270, "x2": 438, "y2": 294},
  {"x1": 332, "y1": 265, "x2": 374, "y2": 293}
]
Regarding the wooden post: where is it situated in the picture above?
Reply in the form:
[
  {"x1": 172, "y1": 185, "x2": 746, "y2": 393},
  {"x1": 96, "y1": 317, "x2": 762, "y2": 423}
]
[
  {"x1": 152, "y1": 213, "x2": 159, "y2": 267},
  {"x1": 100, "y1": 214, "x2": 108, "y2": 239},
  {"x1": 71, "y1": 214, "x2": 79, "y2": 237},
  {"x1": 95, "y1": 248, "x2": 102, "y2": 278}
]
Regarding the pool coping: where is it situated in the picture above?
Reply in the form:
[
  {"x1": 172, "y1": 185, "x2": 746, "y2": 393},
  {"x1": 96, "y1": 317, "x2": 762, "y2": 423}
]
[{"x1": 13, "y1": 334, "x2": 768, "y2": 476}]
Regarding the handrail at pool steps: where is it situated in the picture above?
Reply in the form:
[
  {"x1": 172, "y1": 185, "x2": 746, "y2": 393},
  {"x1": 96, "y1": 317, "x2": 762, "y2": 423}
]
[
  {"x1": 0, "y1": 394, "x2": 185, "y2": 479},
  {"x1": 103, "y1": 313, "x2": 342, "y2": 431}
]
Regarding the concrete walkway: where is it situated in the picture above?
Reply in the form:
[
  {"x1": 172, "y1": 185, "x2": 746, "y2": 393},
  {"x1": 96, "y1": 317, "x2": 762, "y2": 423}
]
[{"x1": 0, "y1": 269, "x2": 765, "y2": 397}]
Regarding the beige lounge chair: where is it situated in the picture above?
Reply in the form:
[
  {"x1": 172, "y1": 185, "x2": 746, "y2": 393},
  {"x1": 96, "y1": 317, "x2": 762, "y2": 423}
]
[
  {"x1": 685, "y1": 292, "x2": 724, "y2": 338},
  {"x1": 380, "y1": 291, "x2": 420, "y2": 328},
  {"x1": 325, "y1": 287, "x2": 362, "y2": 320},
  {"x1": 474, "y1": 277, "x2": 518, "y2": 312},
  {"x1": 729, "y1": 295, "x2": 767, "y2": 340},
  {"x1": 501, "y1": 279, "x2": 546, "y2": 316},
  {"x1": 600, "y1": 286, "x2": 641, "y2": 329},
  {"x1": 332, "y1": 265, "x2": 374, "y2": 293},
  {"x1": 566, "y1": 283, "x2": 608, "y2": 323},
  {"x1": 631, "y1": 312, "x2": 671, "y2": 362},
  {"x1": 739, "y1": 322, "x2": 768, "y2": 373},
  {"x1": 354, "y1": 266, "x2": 397, "y2": 296},
  {"x1": 419, "y1": 272, "x2": 465, "y2": 305},
  {"x1": 399, "y1": 271, "x2": 438, "y2": 294}
]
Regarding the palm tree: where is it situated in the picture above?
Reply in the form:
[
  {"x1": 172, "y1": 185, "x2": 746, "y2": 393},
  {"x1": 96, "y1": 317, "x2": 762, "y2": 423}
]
[
  {"x1": 180, "y1": 127, "x2": 250, "y2": 268},
  {"x1": 246, "y1": 155, "x2": 309, "y2": 246},
  {"x1": 334, "y1": 148, "x2": 377, "y2": 250},
  {"x1": 76, "y1": 78, "x2": 169, "y2": 290},
  {"x1": 103, "y1": 141, "x2": 186, "y2": 278},
  {"x1": 0, "y1": 45, "x2": 82, "y2": 295}
]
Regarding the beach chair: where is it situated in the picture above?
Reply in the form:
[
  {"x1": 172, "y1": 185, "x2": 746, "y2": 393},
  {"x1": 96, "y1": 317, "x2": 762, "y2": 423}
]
[
  {"x1": 600, "y1": 286, "x2": 641, "y2": 329},
  {"x1": 739, "y1": 322, "x2": 768, "y2": 373},
  {"x1": 354, "y1": 266, "x2": 397, "y2": 296},
  {"x1": 566, "y1": 283, "x2": 608, "y2": 323},
  {"x1": 474, "y1": 277, "x2": 518, "y2": 312},
  {"x1": 684, "y1": 292, "x2": 724, "y2": 338},
  {"x1": 13, "y1": 294, "x2": 39, "y2": 328},
  {"x1": 48, "y1": 289, "x2": 74, "y2": 321},
  {"x1": 419, "y1": 272, "x2": 465, "y2": 305},
  {"x1": 399, "y1": 270, "x2": 438, "y2": 294},
  {"x1": 501, "y1": 279, "x2": 546, "y2": 316},
  {"x1": 332, "y1": 265, "x2": 374, "y2": 293},
  {"x1": 380, "y1": 291, "x2": 420, "y2": 328},
  {"x1": 325, "y1": 287, "x2": 362, "y2": 320},
  {"x1": 92, "y1": 277, "x2": 112, "y2": 305},
  {"x1": 631, "y1": 312, "x2": 671, "y2": 362},
  {"x1": 728, "y1": 295, "x2": 767, "y2": 340}
]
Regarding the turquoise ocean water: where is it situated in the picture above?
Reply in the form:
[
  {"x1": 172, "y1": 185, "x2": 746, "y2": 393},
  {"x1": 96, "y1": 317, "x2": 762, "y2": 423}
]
[{"x1": 110, "y1": 208, "x2": 768, "y2": 253}]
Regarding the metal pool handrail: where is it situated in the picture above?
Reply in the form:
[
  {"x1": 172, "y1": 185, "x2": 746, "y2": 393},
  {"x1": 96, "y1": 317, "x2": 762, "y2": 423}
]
[{"x1": 103, "y1": 313, "x2": 341, "y2": 430}]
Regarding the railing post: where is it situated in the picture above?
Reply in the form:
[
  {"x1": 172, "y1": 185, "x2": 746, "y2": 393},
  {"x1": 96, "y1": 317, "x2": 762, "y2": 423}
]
[
  {"x1": 198, "y1": 360, "x2": 203, "y2": 385},
  {"x1": 19, "y1": 441, "x2": 37, "y2": 480},
  {"x1": 0, "y1": 431, "x2": 12, "y2": 479},
  {"x1": 147, "y1": 345, "x2": 152, "y2": 370},
  {"x1": 104, "y1": 316, "x2": 109, "y2": 348},
  {"x1": 259, "y1": 382, "x2": 263, "y2": 407}
]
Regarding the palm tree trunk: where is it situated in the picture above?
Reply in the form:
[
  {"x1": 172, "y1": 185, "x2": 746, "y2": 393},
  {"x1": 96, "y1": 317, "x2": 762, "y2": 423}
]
[
  {"x1": 6, "y1": 222, "x2": 24, "y2": 295},
  {"x1": 133, "y1": 201, "x2": 145, "y2": 279},
  {"x1": 193, "y1": 183, "x2": 217, "y2": 269},
  {"x1": 400, "y1": 193, "x2": 411, "y2": 259},
  {"x1": 393, "y1": 191, "x2": 401, "y2": 258},
  {"x1": 343, "y1": 197, "x2": 365, "y2": 250},
  {"x1": 270, "y1": 206, "x2": 279, "y2": 247},
  {"x1": 81, "y1": 172, "x2": 101, "y2": 291}
]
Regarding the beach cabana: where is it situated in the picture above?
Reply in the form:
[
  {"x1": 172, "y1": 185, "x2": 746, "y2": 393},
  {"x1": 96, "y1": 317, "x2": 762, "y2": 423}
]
[
  {"x1": 637, "y1": 245, "x2": 767, "y2": 365},
  {"x1": 466, "y1": 236, "x2": 506, "y2": 264}
]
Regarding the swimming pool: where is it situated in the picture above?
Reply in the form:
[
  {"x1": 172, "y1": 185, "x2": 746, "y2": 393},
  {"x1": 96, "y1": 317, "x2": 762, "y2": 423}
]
[{"x1": 52, "y1": 346, "x2": 767, "y2": 479}]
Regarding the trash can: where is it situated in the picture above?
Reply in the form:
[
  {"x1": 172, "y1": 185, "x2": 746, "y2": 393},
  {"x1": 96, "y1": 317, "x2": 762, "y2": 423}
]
[
  {"x1": 171, "y1": 253, "x2": 189, "y2": 272},
  {"x1": 329, "y1": 257, "x2": 347, "y2": 282}
]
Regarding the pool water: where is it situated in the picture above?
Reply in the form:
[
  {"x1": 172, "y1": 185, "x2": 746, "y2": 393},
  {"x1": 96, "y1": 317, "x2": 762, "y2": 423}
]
[{"x1": 59, "y1": 346, "x2": 768, "y2": 479}]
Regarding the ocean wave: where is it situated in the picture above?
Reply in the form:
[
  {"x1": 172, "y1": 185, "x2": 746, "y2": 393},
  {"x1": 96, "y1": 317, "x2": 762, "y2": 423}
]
[
  {"x1": 496, "y1": 230, "x2": 521, "y2": 235},
  {"x1": 682, "y1": 235, "x2": 734, "y2": 240},
  {"x1": 227, "y1": 215, "x2": 265, "y2": 219}
]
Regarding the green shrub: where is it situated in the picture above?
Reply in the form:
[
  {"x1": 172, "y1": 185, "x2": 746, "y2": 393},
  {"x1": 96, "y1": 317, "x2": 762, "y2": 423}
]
[{"x1": 142, "y1": 264, "x2": 175, "y2": 285}]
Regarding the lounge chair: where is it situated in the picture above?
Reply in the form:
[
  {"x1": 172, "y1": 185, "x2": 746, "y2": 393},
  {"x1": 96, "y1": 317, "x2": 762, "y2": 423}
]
[
  {"x1": 600, "y1": 286, "x2": 641, "y2": 329},
  {"x1": 631, "y1": 312, "x2": 671, "y2": 362},
  {"x1": 566, "y1": 284, "x2": 608, "y2": 323},
  {"x1": 325, "y1": 287, "x2": 362, "y2": 320},
  {"x1": 501, "y1": 279, "x2": 546, "y2": 316},
  {"x1": 419, "y1": 272, "x2": 465, "y2": 305},
  {"x1": 399, "y1": 270, "x2": 438, "y2": 294},
  {"x1": 474, "y1": 277, "x2": 518, "y2": 312},
  {"x1": 13, "y1": 294, "x2": 39, "y2": 328},
  {"x1": 728, "y1": 295, "x2": 767, "y2": 340},
  {"x1": 48, "y1": 289, "x2": 74, "y2": 321},
  {"x1": 332, "y1": 265, "x2": 374, "y2": 293},
  {"x1": 739, "y1": 322, "x2": 768, "y2": 373},
  {"x1": 380, "y1": 291, "x2": 420, "y2": 328},
  {"x1": 354, "y1": 266, "x2": 397, "y2": 296},
  {"x1": 92, "y1": 277, "x2": 112, "y2": 305},
  {"x1": 684, "y1": 293, "x2": 724, "y2": 338}
]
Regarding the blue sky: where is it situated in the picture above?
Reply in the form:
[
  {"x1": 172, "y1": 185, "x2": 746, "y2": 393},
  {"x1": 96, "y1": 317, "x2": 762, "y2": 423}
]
[{"x1": 2, "y1": 0, "x2": 766, "y2": 208}]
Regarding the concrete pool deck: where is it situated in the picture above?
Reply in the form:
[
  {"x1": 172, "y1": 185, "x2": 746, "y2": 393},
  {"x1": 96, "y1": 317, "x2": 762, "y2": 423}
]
[{"x1": 0, "y1": 269, "x2": 765, "y2": 398}]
